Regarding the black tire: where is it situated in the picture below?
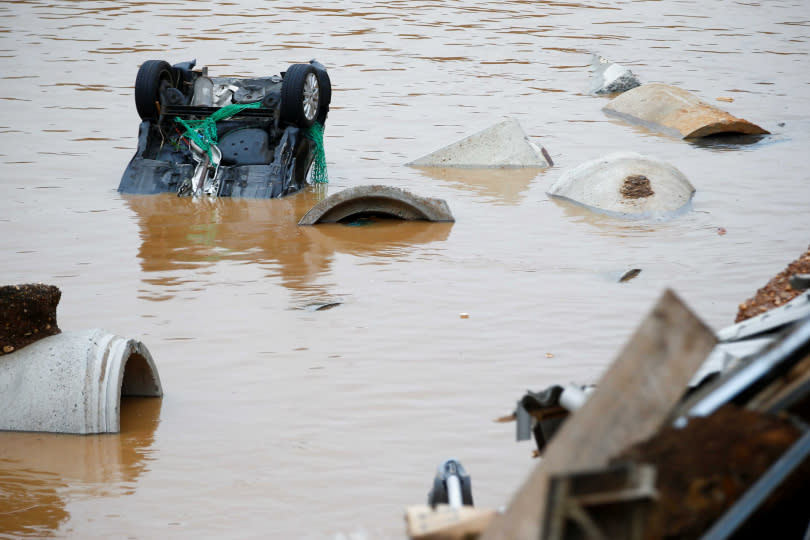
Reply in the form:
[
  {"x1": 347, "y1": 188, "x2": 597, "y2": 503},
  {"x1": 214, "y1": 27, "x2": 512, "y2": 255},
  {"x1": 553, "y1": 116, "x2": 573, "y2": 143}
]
[
  {"x1": 280, "y1": 64, "x2": 321, "y2": 128},
  {"x1": 135, "y1": 60, "x2": 174, "y2": 121},
  {"x1": 313, "y1": 67, "x2": 331, "y2": 125}
]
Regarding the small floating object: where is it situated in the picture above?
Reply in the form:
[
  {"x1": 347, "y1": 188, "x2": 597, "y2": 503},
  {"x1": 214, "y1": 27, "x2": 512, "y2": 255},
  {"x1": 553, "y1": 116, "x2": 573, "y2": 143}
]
[
  {"x1": 298, "y1": 185, "x2": 454, "y2": 225},
  {"x1": 589, "y1": 54, "x2": 641, "y2": 95},
  {"x1": 547, "y1": 152, "x2": 695, "y2": 219},
  {"x1": 406, "y1": 117, "x2": 552, "y2": 168},
  {"x1": 620, "y1": 268, "x2": 642, "y2": 283},
  {"x1": 303, "y1": 302, "x2": 342, "y2": 311},
  {"x1": 603, "y1": 83, "x2": 769, "y2": 139},
  {"x1": 460, "y1": 313, "x2": 470, "y2": 319}
]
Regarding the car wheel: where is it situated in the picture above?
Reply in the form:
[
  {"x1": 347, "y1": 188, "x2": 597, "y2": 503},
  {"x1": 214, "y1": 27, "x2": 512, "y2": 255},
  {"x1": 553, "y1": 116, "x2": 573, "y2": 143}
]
[
  {"x1": 135, "y1": 60, "x2": 174, "y2": 121},
  {"x1": 280, "y1": 64, "x2": 321, "y2": 128},
  {"x1": 313, "y1": 67, "x2": 331, "y2": 124}
]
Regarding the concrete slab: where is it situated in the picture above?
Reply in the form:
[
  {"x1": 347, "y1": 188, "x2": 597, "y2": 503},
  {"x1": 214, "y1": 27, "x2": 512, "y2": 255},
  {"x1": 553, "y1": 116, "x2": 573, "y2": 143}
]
[
  {"x1": 406, "y1": 117, "x2": 552, "y2": 168},
  {"x1": 546, "y1": 152, "x2": 695, "y2": 219},
  {"x1": 603, "y1": 83, "x2": 769, "y2": 139},
  {"x1": 0, "y1": 329, "x2": 162, "y2": 434},
  {"x1": 298, "y1": 185, "x2": 454, "y2": 224}
]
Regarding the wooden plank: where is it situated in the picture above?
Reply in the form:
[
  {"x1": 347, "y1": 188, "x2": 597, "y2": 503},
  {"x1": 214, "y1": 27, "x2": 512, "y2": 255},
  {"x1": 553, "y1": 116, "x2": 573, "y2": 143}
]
[
  {"x1": 481, "y1": 289, "x2": 717, "y2": 540},
  {"x1": 406, "y1": 504, "x2": 497, "y2": 540}
]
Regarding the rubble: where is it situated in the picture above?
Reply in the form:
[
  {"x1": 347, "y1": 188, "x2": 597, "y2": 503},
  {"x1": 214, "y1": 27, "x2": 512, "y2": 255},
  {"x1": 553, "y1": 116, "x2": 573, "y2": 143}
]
[
  {"x1": 478, "y1": 276, "x2": 810, "y2": 540},
  {"x1": 736, "y1": 246, "x2": 810, "y2": 322}
]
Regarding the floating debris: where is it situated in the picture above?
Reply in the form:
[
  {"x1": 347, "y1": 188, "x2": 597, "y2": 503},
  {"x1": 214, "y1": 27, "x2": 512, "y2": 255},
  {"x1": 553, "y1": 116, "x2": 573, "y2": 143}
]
[
  {"x1": 619, "y1": 268, "x2": 642, "y2": 282},
  {"x1": 589, "y1": 54, "x2": 641, "y2": 95}
]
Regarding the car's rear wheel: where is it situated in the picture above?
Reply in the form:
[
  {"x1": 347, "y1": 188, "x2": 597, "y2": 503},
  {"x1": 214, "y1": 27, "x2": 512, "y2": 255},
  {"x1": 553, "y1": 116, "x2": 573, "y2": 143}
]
[
  {"x1": 280, "y1": 64, "x2": 321, "y2": 128},
  {"x1": 313, "y1": 67, "x2": 331, "y2": 124},
  {"x1": 135, "y1": 60, "x2": 174, "y2": 121}
]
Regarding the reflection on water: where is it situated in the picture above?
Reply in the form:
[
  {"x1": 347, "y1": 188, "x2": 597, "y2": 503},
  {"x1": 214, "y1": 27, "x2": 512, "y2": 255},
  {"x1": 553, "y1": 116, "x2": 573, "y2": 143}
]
[
  {"x1": 412, "y1": 166, "x2": 542, "y2": 205},
  {"x1": 0, "y1": 397, "x2": 161, "y2": 538},
  {"x1": 0, "y1": 466, "x2": 68, "y2": 538},
  {"x1": 125, "y1": 191, "x2": 453, "y2": 298},
  {"x1": 687, "y1": 132, "x2": 774, "y2": 151}
]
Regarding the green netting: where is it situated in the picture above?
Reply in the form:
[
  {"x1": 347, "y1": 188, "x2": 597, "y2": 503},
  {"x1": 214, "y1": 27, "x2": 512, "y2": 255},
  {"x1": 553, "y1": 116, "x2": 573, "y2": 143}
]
[
  {"x1": 305, "y1": 122, "x2": 328, "y2": 184},
  {"x1": 175, "y1": 102, "x2": 262, "y2": 162}
]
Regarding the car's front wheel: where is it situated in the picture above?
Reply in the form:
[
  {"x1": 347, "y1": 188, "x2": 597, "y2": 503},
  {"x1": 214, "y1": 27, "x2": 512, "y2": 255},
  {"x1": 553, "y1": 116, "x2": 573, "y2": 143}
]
[{"x1": 280, "y1": 64, "x2": 322, "y2": 128}]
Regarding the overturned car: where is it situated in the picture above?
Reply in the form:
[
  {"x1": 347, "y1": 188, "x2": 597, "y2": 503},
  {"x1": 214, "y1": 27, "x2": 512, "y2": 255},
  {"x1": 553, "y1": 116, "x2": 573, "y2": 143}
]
[{"x1": 118, "y1": 59, "x2": 330, "y2": 198}]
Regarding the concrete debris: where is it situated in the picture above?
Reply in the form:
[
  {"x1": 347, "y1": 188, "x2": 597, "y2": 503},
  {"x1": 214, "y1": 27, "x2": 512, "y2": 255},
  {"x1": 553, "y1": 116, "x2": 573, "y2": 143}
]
[
  {"x1": 603, "y1": 83, "x2": 770, "y2": 139},
  {"x1": 0, "y1": 329, "x2": 162, "y2": 434},
  {"x1": 589, "y1": 54, "x2": 641, "y2": 95},
  {"x1": 406, "y1": 118, "x2": 553, "y2": 168},
  {"x1": 546, "y1": 152, "x2": 695, "y2": 219},
  {"x1": 298, "y1": 185, "x2": 454, "y2": 225}
]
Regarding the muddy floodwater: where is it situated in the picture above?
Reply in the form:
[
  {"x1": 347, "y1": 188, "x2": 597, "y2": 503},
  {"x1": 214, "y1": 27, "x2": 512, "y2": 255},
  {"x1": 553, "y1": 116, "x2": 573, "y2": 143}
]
[{"x1": 1, "y1": 1, "x2": 809, "y2": 538}]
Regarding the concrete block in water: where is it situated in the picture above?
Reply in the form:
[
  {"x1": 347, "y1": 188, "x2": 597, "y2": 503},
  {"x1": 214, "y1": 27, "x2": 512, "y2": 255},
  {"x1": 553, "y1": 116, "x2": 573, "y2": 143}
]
[
  {"x1": 589, "y1": 54, "x2": 641, "y2": 95},
  {"x1": 298, "y1": 185, "x2": 454, "y2": 224},
  {"x1": 603, "y1": 83, "x2": 769, "y2": 139},
  {"x1": 0, "y1": 329, "x2": 163, "y2": 434},
  {"x1": 546, "y1": 152, "x2": 695, "y2": 219},
  {"x1": 406, "y1": 117, "x2": 552, "y2": 168}
]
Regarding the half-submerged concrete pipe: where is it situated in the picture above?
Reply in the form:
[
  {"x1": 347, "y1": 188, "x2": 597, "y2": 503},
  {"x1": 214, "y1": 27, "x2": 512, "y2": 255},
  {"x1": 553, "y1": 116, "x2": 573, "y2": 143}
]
[{"x1": 0, "y1": 329, "x2": 163, "y2": 434}]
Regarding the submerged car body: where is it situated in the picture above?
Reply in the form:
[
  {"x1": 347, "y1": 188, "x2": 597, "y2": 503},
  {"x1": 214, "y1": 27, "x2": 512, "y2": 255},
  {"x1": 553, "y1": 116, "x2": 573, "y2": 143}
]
[{"x1": 119, "y1": 59, "x2": 330, "y2": 198}]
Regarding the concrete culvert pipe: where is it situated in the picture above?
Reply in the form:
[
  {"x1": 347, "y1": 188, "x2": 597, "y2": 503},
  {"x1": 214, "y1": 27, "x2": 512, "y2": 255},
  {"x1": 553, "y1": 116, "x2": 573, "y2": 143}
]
[
  {"x1": 0, "y1": 329, "x2": 163, "y2": 434},
  {"x1": 298, "y1": 185, "x2": 455, "y2": 225}
]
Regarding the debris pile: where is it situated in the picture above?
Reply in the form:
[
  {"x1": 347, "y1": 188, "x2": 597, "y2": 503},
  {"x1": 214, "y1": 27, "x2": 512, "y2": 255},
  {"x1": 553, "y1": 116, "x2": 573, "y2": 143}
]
[
  {"x1": 736, "y1": 246, "x2": 810, "y2": 322},
  {"x1": 480, "y1": 258, "x2": 810, "y2": 539}
]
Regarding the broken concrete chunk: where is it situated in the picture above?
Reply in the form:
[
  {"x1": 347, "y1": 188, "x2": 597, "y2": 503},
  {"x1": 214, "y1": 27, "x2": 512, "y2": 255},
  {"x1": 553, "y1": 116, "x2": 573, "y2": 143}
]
[
  {"x1": 547, "y1": 152, "x2": 695, "y2": 219},
  {"x1": 603, "y1": 83, "x2": 770, "y2": 139},
  {"x1": 1, "y1": 284, "x2": 62, "y2": 355},
  {"x1": 589, "y1": 54, "x2": 641, "y2": 95},
  {"x1": 406, "y1": 117, "x2": 552, "y2": 168},
  {"x1": 298, "y1": 185, "x2": 454, "y2": 225}
]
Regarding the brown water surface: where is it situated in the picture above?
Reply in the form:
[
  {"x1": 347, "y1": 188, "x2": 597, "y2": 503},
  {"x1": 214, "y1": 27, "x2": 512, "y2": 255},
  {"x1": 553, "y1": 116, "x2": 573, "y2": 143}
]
[{"x1": 1, "y1": 1, "x2": 809, "y2": 538}]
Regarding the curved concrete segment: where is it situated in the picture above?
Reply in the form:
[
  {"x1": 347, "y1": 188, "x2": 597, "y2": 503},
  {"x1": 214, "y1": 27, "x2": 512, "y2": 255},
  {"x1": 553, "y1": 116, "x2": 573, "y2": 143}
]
[
  {"x1": 603, "y1": 83, "x2": 769, "y2": 139},
  {"x1": 0, "y1": 329, "x2": 163, "y2": 434},
  {"x1": 547, "y1": 152, "x2": 695, "y2": 219},
  {"x1": 406, "y1": 117, "x2": 552, "y2": 168},
  {"x1": 298, "y1": 185, "x2": 454, "y2": 224}
]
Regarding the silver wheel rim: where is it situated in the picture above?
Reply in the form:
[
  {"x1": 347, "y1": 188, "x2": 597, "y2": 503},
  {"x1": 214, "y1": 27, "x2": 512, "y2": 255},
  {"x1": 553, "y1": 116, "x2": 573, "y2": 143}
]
[{"x1": 302, "y1": 72, "x2": 319, "y2": 122}]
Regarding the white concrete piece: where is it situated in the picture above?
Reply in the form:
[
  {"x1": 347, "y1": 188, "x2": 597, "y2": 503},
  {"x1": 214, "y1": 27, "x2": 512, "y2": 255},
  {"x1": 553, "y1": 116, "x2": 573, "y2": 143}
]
[
  {"x1": 298, "y1": 184, "x2": 454, "y2": 224},
  {"x1": 0, "y1": 329, "x2": 162, "y2": 434},
  {"x1": 589, "y1": 54, "x2": 641, "y2": 95},
  {"x1": 406, "y1": 117, "x2": 552, "y2": 168},
  {"x1": 547, "y1": 152, "x2": 695, "y2": 219}
]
